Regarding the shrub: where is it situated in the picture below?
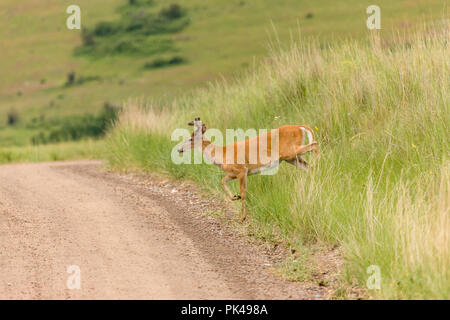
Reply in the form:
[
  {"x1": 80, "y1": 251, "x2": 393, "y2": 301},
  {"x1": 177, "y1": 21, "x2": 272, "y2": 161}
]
[
  {"x1": 64, "y1": 72, "x2": 101, "y2": 87},
  {"x1": 94, "y1": 21, "x2": 120, "y2": 37},
  {"x1": 128, "y1": 0, "x2": 153, "y2": 6},
  {"x1": 30, "y1": 103, "x2": 120, "y2": 145},
  {"x1": 81, "y1": 28, "x2": 95, "y2": 46},
  {"x1": 143, "y1": 56, "x2": 186, "y2": 69},
  {"x1": 66, "y1": 71, "x2": 76, "y2": 86},
  {"x1": 7, "y1": 109, "x2": 19, "y2": 126},
  {"x1": 168, "y1": 56, "x2": 185, "y2": 65},
  {"x1": 159, "y1": 4, "x2": 184, "y2": 20},
  {"x1": 75, "y1": 2, "x2": 188, "y2": 58},
  {"x1": 75, "y1": 35, "x2": 175, "y2": 57}
]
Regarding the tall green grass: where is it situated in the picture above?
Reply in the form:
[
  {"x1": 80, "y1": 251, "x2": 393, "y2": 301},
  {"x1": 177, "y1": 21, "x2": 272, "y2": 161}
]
[
  {"x1": 0, "y1": 139, "x2": 106, "y2": 164},
  {"x1": 106, "y1": 24, "x2": 449, "y2": 299}
]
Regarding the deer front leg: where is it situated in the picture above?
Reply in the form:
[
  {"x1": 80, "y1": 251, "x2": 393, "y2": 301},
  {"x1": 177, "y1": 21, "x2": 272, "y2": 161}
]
[
  {"x1": 221, "y1": 175, "x2": 240, "y2": 200},
  {"x1": 237, "y1": 169, "x2": 248, "y2": 222}
]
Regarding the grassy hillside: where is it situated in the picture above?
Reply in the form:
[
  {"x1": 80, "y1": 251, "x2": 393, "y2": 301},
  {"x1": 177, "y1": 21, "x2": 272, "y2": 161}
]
[
  {"x1": 106, "y1": 21, "x2": 449, "y2": 299},
  {"x1": 0, "y1": 0, "x2": 445, "y2": 148}
]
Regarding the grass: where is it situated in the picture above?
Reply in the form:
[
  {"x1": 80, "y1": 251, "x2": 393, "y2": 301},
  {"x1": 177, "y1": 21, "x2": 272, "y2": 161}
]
[
  {"x1": 0, "y1": 0, "x2": 445, "y2": 146},
  {"x1": 29, "y1": 103, "x2": 118, "y2": 145},
  {"x1": 105, "y1": 22, "x2": 449, "y2": 299},
  {"x1": 276, "y1": 249, "x2": 312, "y2": 282},
  {"x1": 0, "y1": 139, "x2": 106, "y2": 164}
]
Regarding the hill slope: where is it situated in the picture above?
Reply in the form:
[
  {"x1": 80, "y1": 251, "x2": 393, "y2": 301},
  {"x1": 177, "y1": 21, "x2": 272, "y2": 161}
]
[{"x1": 0, "y1": 0, "x2": 445, "y2": 146}]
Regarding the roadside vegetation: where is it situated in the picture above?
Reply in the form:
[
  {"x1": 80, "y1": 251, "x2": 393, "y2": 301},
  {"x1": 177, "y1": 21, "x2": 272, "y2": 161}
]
[
  {"x1": 0, "y1": 139, "x2": 106, "y2": 164},
  {"x1": 106, "y1": 24, "x2": 449, "y2": 299},
  {"x1": 29, "y1": 103, "x2": 118, "y2": 145}
]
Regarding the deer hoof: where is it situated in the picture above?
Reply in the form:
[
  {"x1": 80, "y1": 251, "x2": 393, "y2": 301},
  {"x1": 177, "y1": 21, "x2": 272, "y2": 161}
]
[
  {"x1": 239, "y1": 216, "x2": 246, "y2": 223},
  {"x1": 232, "y1": 195, "x2": 241, "y2": 200}
]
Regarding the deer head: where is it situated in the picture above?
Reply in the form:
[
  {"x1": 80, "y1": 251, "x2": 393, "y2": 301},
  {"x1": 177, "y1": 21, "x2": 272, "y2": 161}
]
[{"x1": 177, "y1": 117, "x2": 206, "y2": 153}]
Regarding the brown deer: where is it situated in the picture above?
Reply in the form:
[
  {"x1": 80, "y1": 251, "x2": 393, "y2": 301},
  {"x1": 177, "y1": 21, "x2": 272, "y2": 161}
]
[{"x1": 178, "y1": 117, "x2": 318, "y2": 222}]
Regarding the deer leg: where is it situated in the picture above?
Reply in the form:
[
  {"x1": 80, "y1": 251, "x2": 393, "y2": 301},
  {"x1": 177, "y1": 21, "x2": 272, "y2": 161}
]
[
  {"x1": 286, "y1": 156, "x2": 309, "y2": 171},
  {"x1": 296, "y1": 141, "x2": 318, "y2": 155},
  {"x1": 237, "y1": 169, "x2": 248, "y2": 222},
  {"x1": 221, "y1": 175, "x2": 240, "y2": 200},
  {"x1": 312, "y1": 141, "x2": 319, "y2": 155}
]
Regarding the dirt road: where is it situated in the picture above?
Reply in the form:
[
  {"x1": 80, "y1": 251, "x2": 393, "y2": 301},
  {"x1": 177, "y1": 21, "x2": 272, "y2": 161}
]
[{"x1": 0, "y1": 160, "x2": 328, "y2": 299}]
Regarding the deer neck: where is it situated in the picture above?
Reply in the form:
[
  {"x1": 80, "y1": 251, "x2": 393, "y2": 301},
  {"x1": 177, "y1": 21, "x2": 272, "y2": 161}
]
[{"x1": 199, "y1": 139, "x2": 224, "y2": 167}]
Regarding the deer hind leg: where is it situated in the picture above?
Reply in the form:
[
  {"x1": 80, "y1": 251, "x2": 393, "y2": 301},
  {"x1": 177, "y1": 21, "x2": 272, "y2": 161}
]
[
  {"x1": 286, "y1": 156, "x2": 309, "y2": 171},
  {"x1": 221, "y1": 175, "x2": 240, "y2": 201},
  {"x1": 296, "y1": 141, "x2": 319, "y2": 155},
  {"x1": 237, "y1": 168, "x2": 248, "y2": 222}
]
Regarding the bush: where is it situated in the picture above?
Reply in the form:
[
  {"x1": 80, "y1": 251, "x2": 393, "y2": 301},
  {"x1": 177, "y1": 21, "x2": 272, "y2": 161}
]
[
  {"x1": 128, "y1": 0, "x2": 153, "y2": 6},
  {"x1": 31, "y1": 103, "x2": 120, "y2": 145},
  {"x1": 75, "y1": 1, "x2": 188, "y2": 58},
  {"x1": 143, "y1": 56, "x2": 186, "y2": 69},
  {"x1": 7, "y1": 109, "x2": 19, "y2": 126},
  {"x1": 168, "y1": 56, "x2": 185, "y2": 65},
  {"x1": 81, "y1": 28, "x2": 95, "y2": 46},
  {"x1": 159, "y1": 4, "x2": 184, "y2": 20},
  {"x1": 75, "y1": 35, "x2": 175, "y2": 57},
  {"x1": 64, "y1": 72, "x2": 101, "y2": 87},
  {"x1": 94, "y1": 21, "x2": 120, "y2": 36},
  {"x1": 66, "y1": 71, "x2": 76, "y2": 86}
]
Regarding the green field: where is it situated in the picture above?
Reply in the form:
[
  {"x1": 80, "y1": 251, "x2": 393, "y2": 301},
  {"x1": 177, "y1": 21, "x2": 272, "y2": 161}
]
[{"x1": 0, "y1": 0, "x2": 445, "y2": 148}]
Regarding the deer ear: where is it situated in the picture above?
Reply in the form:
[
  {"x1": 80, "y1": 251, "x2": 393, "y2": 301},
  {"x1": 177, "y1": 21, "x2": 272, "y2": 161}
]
[
  {"x1": 202, "y1": 124, "x2": 206, "y2": 133},
  {"x1": 188, "y1": 121, "x2": 194, "y2": 126}
]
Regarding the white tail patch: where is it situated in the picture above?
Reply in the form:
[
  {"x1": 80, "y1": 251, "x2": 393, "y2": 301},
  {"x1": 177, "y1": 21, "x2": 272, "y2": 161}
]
[{"x1": 300, "y1": 127, "x2": 313, "y2": 145}]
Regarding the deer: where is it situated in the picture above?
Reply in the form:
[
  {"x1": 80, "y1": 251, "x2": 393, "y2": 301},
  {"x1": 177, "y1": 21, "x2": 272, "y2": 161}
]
[{"x1": 177, "y1": 117, "x2": 319, "y2": 222}]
